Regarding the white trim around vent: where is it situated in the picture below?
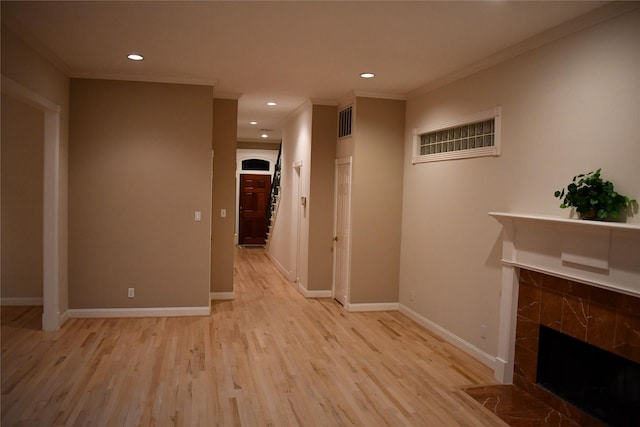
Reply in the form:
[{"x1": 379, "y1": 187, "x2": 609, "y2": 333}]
[
  {"x1": 338, "y1": 104, "x2": 353, "y2": 139},
  {"x1": 413, "y1": 107, "x2": 501, "y2": 164}
]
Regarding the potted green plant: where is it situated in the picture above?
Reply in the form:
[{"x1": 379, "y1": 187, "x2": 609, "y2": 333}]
[{"x1": 554, "y1": 168, "x2": 635, "y2": 220}]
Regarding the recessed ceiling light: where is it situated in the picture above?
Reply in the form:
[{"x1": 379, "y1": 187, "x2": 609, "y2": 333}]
[
  {"x1": 127, "y1": 54, "x2": 144, "y2": 61},
  {"x1": 266, "y1": 101, "x2": 277, "y2": 107},
  {"x1": 261, "y1": 133, "x2": 269, "y2": 138},
  {"x1": 249, "y1": 121, "x2": 258, "y2": 125},
  {"x1": 360, "y1": 72, "x2": 375, "y2": 78}
]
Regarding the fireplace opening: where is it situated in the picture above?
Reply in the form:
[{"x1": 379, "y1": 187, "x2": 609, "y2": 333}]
[{"x1": 537, "y1": 325, "x2": 640, "y2": 427}]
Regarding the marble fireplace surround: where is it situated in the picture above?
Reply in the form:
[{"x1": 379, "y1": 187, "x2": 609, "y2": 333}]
[
  {"x1": 514, "y1": 268, "x2": 640, "y2": 425},
  {"x1": 489, "y1": 212, "x2": 640, "y2": 385}
]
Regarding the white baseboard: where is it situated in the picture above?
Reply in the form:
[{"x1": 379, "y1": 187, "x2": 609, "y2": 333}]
[
  {"x1": 306, "y1": 290, "x2": 333, "y2": 298},
  {"x1": 1, "y1": 297, "x2": 43, "y2": 306},
  {"x1": 347, "y1": 302, "x2": 399, "y2": 312},
  {"x1": 296, "y1": 283, "x2": 332, "y2": 298},
  {"x1": 210, "y1": 292, "x2": 235, "y2": 300},
  {"x1": 265, "y1": 251, "x2": 292, "y2": 281},
  {"x1": 59, "y1": 310, "x2": 71, "y2": 326},
  {"x1": 68, "y1": 306, "x2": 211, "y2": 319},
  {"x1": 399, "y1": 304, "x2": 496, "y2": 371},
  {"x1": 493, "y1": 357, "x2": 512, "y2": 384}
]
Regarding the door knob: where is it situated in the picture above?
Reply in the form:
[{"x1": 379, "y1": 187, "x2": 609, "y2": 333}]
[{"x1": 333, "y1": 236, "x2": 339, "y2": 242}]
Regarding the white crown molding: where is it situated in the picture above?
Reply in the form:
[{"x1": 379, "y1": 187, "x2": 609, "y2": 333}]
[
  {"x1": 338, "y1": 91, "x2": 406, "y2": 107},
  {"x1": 408, "y1": 2, "x2": 639, "y2": 99},
  {"x1": 71, "y1": 72, "x2": 217, "y2": 89},
  {"x1": 338, "y1": 91, "x2": 356, "y2": 109},
  {"x1": 279, "y1": 97, "x2": 344, "y2": 129},
  {"x1": 2, "y1": 18, "x2": 72, "y2": 75},
  {"x1": 309, "y1": 98, "x2": 338, "y2": 106},
  {"x1": 278, "y1": 98, "x2": 313, "y2": 129},
  {"x1": 214, "y1": 91, "x2": 242, "y2": 100},
  {"x1": 353, "y1": 91, "x2": 406, "y2": 101}
]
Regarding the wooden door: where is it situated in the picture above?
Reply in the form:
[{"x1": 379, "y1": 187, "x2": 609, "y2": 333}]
[
  {"x1": 333, "y1": 158, "x2": 352, "y2": 306},
  {"x1": 239, "y1": 174, "x2": 270, "y2": 245}
]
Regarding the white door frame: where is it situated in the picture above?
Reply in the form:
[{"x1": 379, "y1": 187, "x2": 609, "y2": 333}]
[
  {"x1": 2, "y1": 76, "x2": 62, "y2": 331},
  {"x1": 234, "y1": 151, "x2": 278, "y2": 244},
  {"x1": 292, "y1": 160, "x2": 302, "y2": 283},
  {"x1": 332, "y1": 156, "x2": 352, "y2": 307}
]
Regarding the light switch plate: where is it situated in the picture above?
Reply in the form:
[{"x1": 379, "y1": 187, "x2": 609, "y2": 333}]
[{"x1": 194, "y1": 211, "x2": 201, "y2": 222}]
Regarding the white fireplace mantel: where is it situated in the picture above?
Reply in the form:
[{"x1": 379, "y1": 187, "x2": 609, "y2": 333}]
[{"x1": 489, "y1": 212, "x2": 640, "y2": 383}]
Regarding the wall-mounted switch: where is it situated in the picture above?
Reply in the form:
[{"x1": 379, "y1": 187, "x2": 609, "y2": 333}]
[
  {"x1": 194, "y1": 211, "x2": 201, "y2": 222},
  {"x1": 220, "y1": 209, "x2": 227, "y2": 218},
  {"x1": 128, "y1": 288, "x2": 135, "y2": 298}
]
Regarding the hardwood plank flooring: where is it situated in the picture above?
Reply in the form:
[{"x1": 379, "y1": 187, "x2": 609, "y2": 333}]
[{"x1": 2, "y1": 246, "x2": 506, "y2": 426}]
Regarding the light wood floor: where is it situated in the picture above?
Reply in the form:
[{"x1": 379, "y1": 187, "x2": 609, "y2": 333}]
[{"x1": 2, "y1": 246, "x2": 506, "y2": 426}]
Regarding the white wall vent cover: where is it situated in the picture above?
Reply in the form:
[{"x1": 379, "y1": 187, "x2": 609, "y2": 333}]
[{"x1": 338, "y1": 105, "x2": 353, "y2": 139}]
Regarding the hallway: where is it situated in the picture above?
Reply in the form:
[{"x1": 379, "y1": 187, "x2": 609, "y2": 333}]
[{"x1": 2, "y1": 246, "x2": 504, "y2": 426}]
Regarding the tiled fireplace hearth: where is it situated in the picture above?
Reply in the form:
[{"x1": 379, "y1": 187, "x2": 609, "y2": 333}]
[
  {"x1": 488, "y1": 212, "x2": 640, "y2": 426},
  {"x1": 515, "y1": 268, "x2": 639, "y2": 425}
]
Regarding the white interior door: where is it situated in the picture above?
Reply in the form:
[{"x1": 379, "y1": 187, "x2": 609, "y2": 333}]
[{"x1": 333, "y1": 157, "x2": 352, "y2": 306}]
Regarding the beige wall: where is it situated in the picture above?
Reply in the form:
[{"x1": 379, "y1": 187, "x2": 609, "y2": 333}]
[
  {"x1": 274, "y1": 97, "x2": 405, "y2": 301},
  {"x1": 400, "y1": 8, "x2": 640, "y2": 360},
  {"x1": 211, "y1": 98, "x2": 238, "y2": 294},
  {"x1": 307, "y1": 105, "x2": 337, "y2": 291},
  {"x1": 268, "y1": 102, "x2": 337, "y2": 294},
  {"x1": 1, "y1": 95, "x2": 44, "y2": 300},
  {"x1": 275, "y1": 104, "x2": 312, "y2": 284},
  {"x1": 265, "y1": 116, "x2": 296, "y2": 280},
  {"x1": 69, "y1": 79, "x2": 213, "y2": 308},
  {"x1": 1, "y1": 23, "x2": 70, "y2": 312},
  {"x1": 350, "y1": 97, "x2": 405, "y2": 304}
]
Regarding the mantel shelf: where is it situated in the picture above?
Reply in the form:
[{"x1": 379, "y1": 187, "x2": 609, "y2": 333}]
[
  {"x1": 489, "y1": 212, "x2": 640, "y2": 233},
  {"x1": 489, "y1": 211, "x2": 640, "y2": 385}
]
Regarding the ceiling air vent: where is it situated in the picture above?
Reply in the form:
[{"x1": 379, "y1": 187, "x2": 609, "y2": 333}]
[{"x1": 338, "y1": 106, "x2": 352, "y2": 139}]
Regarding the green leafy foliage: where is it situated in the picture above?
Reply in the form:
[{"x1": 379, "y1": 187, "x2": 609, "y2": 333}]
[{"x1": 554, "y1": 168, "x2": 635, "y2": 220}]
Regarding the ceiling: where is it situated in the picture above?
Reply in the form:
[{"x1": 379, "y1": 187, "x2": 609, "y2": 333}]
[{"x1": 2, "y1": 1, "x2": 608, "y2": 143}]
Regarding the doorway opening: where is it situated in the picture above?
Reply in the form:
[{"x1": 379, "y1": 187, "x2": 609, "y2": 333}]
[{"x1": 1, "y1": 76, "x2": 63, "y2": 331}]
